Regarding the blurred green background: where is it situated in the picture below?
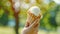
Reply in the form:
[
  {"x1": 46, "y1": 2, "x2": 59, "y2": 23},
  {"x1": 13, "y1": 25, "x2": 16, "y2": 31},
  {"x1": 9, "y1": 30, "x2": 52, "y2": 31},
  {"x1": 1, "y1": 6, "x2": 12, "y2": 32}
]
[{"x1": 0, "y1": 0, "x2": 60, "y2": 34}]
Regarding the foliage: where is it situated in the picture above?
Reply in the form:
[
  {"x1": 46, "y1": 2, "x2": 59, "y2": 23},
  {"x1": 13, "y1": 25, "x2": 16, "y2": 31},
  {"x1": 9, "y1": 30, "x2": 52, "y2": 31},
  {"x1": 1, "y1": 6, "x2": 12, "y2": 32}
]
[{"x1": 0, "y1": 0, "x2": 60, "y2": 31}]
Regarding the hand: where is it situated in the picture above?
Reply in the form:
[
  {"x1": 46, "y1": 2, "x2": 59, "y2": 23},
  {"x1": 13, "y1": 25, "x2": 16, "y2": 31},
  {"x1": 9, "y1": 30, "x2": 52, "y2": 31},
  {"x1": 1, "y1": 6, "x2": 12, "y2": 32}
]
[{"x1": 21, "y1": 18, "x2": 40, "y2": 34}]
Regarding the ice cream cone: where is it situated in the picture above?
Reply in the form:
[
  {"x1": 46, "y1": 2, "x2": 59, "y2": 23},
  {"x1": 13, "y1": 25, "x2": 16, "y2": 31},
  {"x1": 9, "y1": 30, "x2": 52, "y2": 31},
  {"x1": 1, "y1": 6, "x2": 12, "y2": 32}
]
[{"x1": 26, "y1": 6, "x2": 42, "y2": 24}]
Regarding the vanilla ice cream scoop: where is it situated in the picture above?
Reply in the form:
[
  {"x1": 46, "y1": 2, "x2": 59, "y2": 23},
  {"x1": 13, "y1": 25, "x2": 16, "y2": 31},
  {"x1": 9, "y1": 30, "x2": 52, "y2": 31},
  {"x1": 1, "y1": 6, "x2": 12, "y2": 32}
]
[
  {"x1": 27, "y1": 6, "x2": 42, "y2": 24},
  {"x1": 28, "y1": 6, "x2": 41, "y2": 16}
]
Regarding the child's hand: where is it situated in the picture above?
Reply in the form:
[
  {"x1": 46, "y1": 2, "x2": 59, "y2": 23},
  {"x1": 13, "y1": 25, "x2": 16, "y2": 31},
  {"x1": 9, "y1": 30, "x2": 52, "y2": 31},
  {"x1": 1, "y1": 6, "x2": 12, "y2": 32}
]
[{"x1": 21, "y1": 18, "x2": 40, "y2": 34}]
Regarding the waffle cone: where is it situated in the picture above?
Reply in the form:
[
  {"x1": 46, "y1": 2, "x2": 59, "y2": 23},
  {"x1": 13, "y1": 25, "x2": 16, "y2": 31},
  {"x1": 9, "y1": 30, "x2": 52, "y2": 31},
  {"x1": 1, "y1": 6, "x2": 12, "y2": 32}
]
[{"x1": 26, "y1": 11, "x2": 41, "y2": 24}]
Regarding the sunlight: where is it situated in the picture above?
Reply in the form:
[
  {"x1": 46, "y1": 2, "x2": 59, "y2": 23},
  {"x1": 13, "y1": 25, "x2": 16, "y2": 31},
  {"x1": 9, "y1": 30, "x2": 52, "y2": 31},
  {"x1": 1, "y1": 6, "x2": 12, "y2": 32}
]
[{"x1": 53, "y1": 0, "x2": 60, "y2": 4}]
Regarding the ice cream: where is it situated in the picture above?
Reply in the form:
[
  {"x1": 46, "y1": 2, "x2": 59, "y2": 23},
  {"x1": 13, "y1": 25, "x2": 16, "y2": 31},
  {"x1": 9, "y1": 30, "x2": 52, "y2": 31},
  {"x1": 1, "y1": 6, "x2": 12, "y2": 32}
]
[
  {"x1": 28, "y1": 6, "x2": 41, "y2": 16},
  {"x1": 26, "y1": 6, "x2": 42, "y2": 24}
]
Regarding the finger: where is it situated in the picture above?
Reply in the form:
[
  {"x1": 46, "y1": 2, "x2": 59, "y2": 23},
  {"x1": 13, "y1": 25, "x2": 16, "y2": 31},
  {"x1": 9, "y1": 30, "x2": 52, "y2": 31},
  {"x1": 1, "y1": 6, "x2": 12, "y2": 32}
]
[
  {"x1": 34, "y1": 18, "x2": 40, "y2": 32},
  {"x1": 34, "y1": 23, "x2": 39, "y2": 28},
  {"x1": 34, "y1": 18, "x2": 40, "y2": 28},
  {"x1": 37, "y1": 14, "x2": 41, "y2": 18},
  {"x1": 30, "y1": 18, "x2": 40, "y2": 28},
  {"x1": 25, "y1": 13, "x2": 33, "y2": 27},
  {"x1": 33, "y1": 23, "x2": 39, "y2": 34},
  {"x1": 30, "y1": 18, "x2": 40, "y2": 31},
  {"x1": 37, "y1": 14, "x2": 43, "y2": 20},
  {"x1": 25, "y1": 21, "x2": 30, "y2": 27},
  {"x1": 33, "y1": 18, "x2": 40, "y2": 28},
  {"x1": 27, "y1": 12, "x2": 33, "y2": 23},
  {"x1": 34, "y1": 21, "x2": 40, "y2": 28},
  {"x1": 34, "y1": 23, "x2": 40, "y2": 34}
]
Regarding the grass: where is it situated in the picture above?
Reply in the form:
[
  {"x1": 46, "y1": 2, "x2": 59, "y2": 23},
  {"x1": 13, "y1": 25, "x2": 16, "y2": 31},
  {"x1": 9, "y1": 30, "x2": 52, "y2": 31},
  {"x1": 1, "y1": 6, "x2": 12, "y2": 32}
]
[{"x1": 0, "y1": 27, "x2": 58, "y2": 34}]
